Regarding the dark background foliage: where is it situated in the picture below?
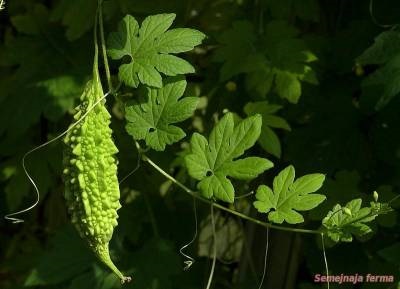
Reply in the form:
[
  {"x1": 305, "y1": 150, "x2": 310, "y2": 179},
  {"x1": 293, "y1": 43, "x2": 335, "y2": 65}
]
[{"x1": 0, "y1": 0, "x2": 400, "y2": 288}]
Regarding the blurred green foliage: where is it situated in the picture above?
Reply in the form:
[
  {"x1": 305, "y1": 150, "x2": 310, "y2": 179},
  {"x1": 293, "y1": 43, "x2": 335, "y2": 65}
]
[{"x1": 1, "y1": 0, "x2": 400, "y2": 288}]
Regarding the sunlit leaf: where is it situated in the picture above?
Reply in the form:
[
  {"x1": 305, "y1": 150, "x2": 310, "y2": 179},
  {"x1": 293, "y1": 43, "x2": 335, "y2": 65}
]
[
  {"x1": 185, "y1": 113, "x2": 273, "y2": 202},
  {"x1": 107, "y1": 14, "x2": 205, "y2": 88},
  {"x1": 125, "y1": 77, "x2": 198, "y2": 151},
  {"x1": 254, "y1": 165, "x2": 326, "y2": 224}
]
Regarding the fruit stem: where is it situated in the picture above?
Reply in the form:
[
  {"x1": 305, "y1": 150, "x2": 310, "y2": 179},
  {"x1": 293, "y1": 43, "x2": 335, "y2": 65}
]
[{"x1": 96, "y1": 244, "x2": 132, "y2": 284}]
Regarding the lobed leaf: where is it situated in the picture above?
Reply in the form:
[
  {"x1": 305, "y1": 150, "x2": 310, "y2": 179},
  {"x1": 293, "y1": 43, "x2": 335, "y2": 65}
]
[
  {"x1": 214, "y1": 20, "x2": 317, "y2": 102},
  {"x1": 107, "y1": 14, "x2": 206, "y2": 88},
  {"x1": 185, "y1": 113, "x2": 273, "y2": 203},
  {"x1": 254, "y1": 165, "x2": 326, "y2": 224},
  {"x1": 125, "y1": 77, "x2": 198, "y2": 151}
]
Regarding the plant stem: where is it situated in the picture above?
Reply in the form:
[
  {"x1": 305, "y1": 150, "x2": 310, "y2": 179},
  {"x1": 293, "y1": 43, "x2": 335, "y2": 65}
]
[
  {"x1": 140, "y1": 153, "x2": 322, "y2": 235},
  {"x1": 98, "y1": 0, "x2": 113, "y2": 92}
]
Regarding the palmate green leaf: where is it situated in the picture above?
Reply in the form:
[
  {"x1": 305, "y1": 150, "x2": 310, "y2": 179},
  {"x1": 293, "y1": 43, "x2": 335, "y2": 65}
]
[
  {"x1": 254, "y1": 165, "x2": 326, "y2": 224},
  {"x1": 244, "y1": 101, "x2": 290, "y2": 158},
  {"x1": 107, "y1": 14, "x2": 206, "y2": 88},
  {"x1": 214, "y1": 20, "x2": 317, "y2": 103},
  {"x1": 260, "y1": 21, "x2": 318, "y2": 103},
  {"x1": 125, "y1": 77, "x2": 198, "y2": 151},
  {"x1": 213, "y1": 21, "x2": 258, "y2": 81},
  {"x1": 357, "y1": 30, "x2": 400, "y2": 109},
  {"x1": 185, "y1": 113, "x2": 273, "y2": 203},
  {"x1": 322, "y1": 199, "x2": 393, "y2": 243}
]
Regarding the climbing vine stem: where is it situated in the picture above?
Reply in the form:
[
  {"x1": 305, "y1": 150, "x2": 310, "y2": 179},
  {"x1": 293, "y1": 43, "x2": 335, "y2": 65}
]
[
  {"x1": 98, "y1": 0, "x2": 113, "y2": 92},
  {"x1": 137, "y1": 142, "x2": 321, "y2": 235}
]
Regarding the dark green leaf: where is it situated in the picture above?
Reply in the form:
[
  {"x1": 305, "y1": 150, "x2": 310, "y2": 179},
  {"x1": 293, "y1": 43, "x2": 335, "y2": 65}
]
[{"x1": 244, "y1": 101, "x2": 290, "y2": 157}]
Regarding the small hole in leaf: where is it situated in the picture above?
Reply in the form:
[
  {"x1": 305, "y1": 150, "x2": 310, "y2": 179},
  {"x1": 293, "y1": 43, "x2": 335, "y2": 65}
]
[
  {"x1": 121, "y1": 55, "x2": 132, "y2": 64},
  {"x1": 206, "y1": 170, "x2": 213, "y2": 177},
  {"x1": 148, "y1": 127, "x2": 156, "y2": 133}
]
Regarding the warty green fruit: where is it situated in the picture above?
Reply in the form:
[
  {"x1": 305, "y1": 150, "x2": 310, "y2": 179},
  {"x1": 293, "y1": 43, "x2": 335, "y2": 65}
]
[{"x1": 63, "y1": 64, "x2": 131, "y2": 283}]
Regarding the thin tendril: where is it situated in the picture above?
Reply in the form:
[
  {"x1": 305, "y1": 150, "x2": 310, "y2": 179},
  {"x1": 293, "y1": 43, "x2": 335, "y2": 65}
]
[
  {"x1": 118, "y1": 149, "x2": 142, "y2": 185},
  {"x1": 369, "y1": 0, "x2": 397, "y2": 29},
  {"x1": 205, "y1": 205, "x2": 217, "y2": 289},
  {"x1": 257, "y1": 227, "x2": 269, "y2": 289},
  {"x1": 321, "y1": 233, "x2": 330, "y2": 289},
  {"x1": 4, "y1": 91, "x2": 111, "y2": 224},
  {"x1": 179, "y1": 197, "x2": 199, "y2": 271}
]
